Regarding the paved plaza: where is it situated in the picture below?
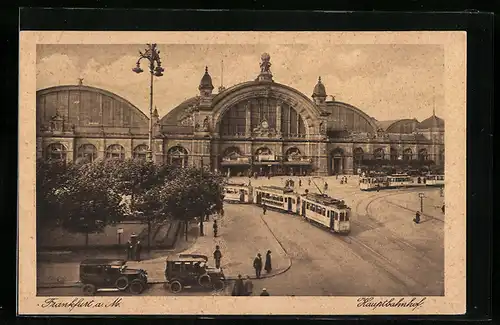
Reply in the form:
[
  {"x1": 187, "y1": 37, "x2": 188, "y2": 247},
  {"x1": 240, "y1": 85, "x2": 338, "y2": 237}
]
[{"x1": 38, "y1": 175, "x2": 444, "y2": 296}]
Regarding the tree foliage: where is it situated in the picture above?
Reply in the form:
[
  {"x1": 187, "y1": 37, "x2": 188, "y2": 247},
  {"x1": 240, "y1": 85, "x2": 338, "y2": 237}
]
[{"x1": 37, "y1": 158, "x2": 227, "y2": 241}]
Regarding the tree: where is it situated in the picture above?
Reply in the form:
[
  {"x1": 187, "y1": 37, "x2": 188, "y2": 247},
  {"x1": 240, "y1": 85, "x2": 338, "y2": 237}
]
[
  {"x1": 36, "y1": 159, "x2": 75, "y2": 229},
  {"x1": 54, "y1": 161, "x2": 126, "y2": 246},
  {"x1": 147, "y1": 165, "x2": 226, "y2": 241}
]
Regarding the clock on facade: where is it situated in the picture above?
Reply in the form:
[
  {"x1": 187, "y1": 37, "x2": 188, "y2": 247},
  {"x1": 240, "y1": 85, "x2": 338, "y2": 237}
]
[{"x1": 261, "y1": 120, "x2": 269, "y2": 129}]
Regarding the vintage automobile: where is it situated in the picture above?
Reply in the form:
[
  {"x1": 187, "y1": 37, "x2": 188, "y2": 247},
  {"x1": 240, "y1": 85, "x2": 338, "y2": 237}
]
[
  {"x1": 79, "y1": 259, "x2": 148, "y2": 296},
  {"x1": 164, "y1": 254, "x2": 225, "y2": 293}
]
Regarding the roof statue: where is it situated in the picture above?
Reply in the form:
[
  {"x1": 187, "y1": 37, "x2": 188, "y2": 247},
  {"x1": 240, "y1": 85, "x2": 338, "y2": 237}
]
[{"x1": 260, "y1": 53, "x2": 272, "y2": 73}]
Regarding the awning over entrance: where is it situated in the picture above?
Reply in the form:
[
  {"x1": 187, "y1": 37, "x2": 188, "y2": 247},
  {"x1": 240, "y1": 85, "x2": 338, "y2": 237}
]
[
  {"x1": 253, "y1": 161, "x2": 281, "y2": 166},
  {"x1": 283, "y1": 161, "x2": 312, "y2": 165},
  {"x1": 221, "y1": 161, "x2": 251, "y2": 166}
]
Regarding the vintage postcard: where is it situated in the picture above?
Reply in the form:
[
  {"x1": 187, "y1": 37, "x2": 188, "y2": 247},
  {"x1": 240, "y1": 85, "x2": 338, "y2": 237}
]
[{"x1": 18, "y1": 31, "x2": 466, "y2": 315}]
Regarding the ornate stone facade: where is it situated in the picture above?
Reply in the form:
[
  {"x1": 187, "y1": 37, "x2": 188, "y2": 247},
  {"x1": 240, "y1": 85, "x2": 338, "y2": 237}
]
[{"x1": 37, "y1": 54, "x2": 445, "y2": 176}]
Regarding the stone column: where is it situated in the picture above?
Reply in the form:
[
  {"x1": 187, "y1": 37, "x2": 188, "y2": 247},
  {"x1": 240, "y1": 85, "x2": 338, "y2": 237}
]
[
  {"x1": 245, "y1": 102, "x2": 251, "y2": 136},
  {"x1": 153, "y1": 139, "x2": 164, "y2": 164},
  {"x1": 36, "y1": 137, "x2": 43, "y2": 159},
  {"x1": 276, "y1": 101, "x2": 282, "y2": 134},
  {"x1": 345, "y1": 156, "x2": 354, "y2": 175}
]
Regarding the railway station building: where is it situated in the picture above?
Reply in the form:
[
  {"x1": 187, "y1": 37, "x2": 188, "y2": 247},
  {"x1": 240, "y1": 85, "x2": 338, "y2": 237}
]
[{"x1": 36, "y1": 53, "x2": 445, "y2": 176}]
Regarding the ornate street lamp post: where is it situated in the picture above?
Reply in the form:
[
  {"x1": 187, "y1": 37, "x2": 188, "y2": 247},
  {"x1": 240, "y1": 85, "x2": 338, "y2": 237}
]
[{"x1": 132, "y1": 43, "x2": 164, "y2": 162}]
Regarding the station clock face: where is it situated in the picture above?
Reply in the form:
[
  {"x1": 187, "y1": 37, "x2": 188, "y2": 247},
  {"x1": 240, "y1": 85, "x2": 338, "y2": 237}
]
[{"x1": 261, "y1": 120, "x2": 269, "y2": 129}]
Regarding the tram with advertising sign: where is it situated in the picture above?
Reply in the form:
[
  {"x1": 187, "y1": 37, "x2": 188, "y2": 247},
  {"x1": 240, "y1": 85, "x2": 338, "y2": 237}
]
[
  {"x1": 253, "y1": 186, "x2": 301, "y2": 214},
  {"x1": 300, "y1": 193, "x2": 351, "y2": 234},
  {"x1": 223, "y1": 183, "x2": 253, "y2": 203},
  {"x1": 386, "y1": 174, "x2": 414, "y2": 188},
  {"x1": 359, "y1": 176, "x2": 387, "y2": 191},
  {"x1": 425, "y1": 174, "x2": 445, "y2": 187}
]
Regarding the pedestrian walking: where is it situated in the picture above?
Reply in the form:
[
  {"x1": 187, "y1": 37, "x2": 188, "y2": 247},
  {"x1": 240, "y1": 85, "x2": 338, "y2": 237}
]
[
  {"x1": 264, "y1": 250, "x2": 272, "y2": 274},
  {"x1": 232, "y1": 274, "x2": 245, "y2": 296},
  {"x1": 308, "y1": 178, "x2": 311, "y2": 186},
  {"x1": 213, "y1": 245, "x2": 222, "y2": 269},
  {"x1": 244, "y1": 275, "x2": 253, "y2": 296},
  {"x1": 414, "y1": 211, "x2": 421, "y2": 224},
  {"x1": 135, "y1": 240, "x2": 142, "y2": 261},
  {"x1": 344, "y1": 176, "x2": 348, "y2": 184},
  {"x1": 262, "y1": 204, "x2": 267, "y2": 215},
  {"x1": 253, "y1": 253, "x2": 263, "y2": 279},
  {"x1": 126, "y1": 240, "x2": 133, "y2": 260},
  {"x1": 213, "y1": 219, "x2": 218, "y2": 237},
  {"x1": 324, "y1": 182, "x2": 328, "y2": 191},
  {"x1": 298, "y1": 179, "x2": 302, "y2": 187},
  {"x1": 260, "y1": 288, "x2": 270, "y2": 296}
]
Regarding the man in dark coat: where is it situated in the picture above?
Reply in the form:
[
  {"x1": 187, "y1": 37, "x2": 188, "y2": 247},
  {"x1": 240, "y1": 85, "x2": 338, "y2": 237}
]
[
  {"x1": 414, "y1": 211, "x2": 421, "y2": 224},
  {"x1": 213, "y1": 245, "x2": 222, "y2": 269},
  {"x1": 244, "y1": 275, "x2": 253, "y2": 296},
  {"x1": 260, "y1": 288, "x2": 270, "y2": 296},
  {"x1": 213, "y1": 219, "x2": 218, "y2": 237},
  {"x1": 126, "y1": 239, "x2": 133, "y2": 260},
  {"x1": 232, "y1": 274, "x2": 245, "y2": 296},
  {"x1": 264, "y1": 250, "x2": 272, "y2": 274},
  {"x1": 253, "y1": 253, "x2": 263, "y2": 279},
  {"x1": 262, "y1": 204, "x2": 267, "y2": 215}
]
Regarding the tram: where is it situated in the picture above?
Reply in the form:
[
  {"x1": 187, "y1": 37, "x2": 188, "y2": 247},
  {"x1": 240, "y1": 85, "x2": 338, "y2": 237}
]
[
  {"x1": 223, "y1": 183, "x2": 253, "y2": 203},
  {"x1": 386, "y1": 174, "x2": 414, "y2": 188},
  {"x1": 300, "y1": 193, "x2": 351, "y2": 234},
  {"x1": 359, "y1": 176, "x2": 387, "y2": 191},
  {"x1": 253, "y1": 186, "x2": 301, "y2": 214},
  {"x1": 425, "y1": 174, "x2": 445, "y2": 187}
]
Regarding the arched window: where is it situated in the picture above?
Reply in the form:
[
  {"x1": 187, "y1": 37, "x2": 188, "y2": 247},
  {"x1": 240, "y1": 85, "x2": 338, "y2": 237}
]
[
  {"x1": 106, "y1": 144, "x2": 125, "y2": 160},
  {"x1": 403, "y1": 148, "x2": 413, "y2": 161},
  {"x1": 219, "y1": 98, "x2": 306, "y2": 138},
  {"x1": 285, "y1": 147, "x2": 302, "y2": 161},
  {"x1": 418, "y1": 148, "x2": 428, "y2": 161},
  {"x1": 390, "y1": 147, "x2": 398, "y2": 161},
  {"x1": 77, "y1": 144, "x2": 97, "y2": 163},
  {"x1": 354, "y1": 147, "x2": 364, "y2": 163},
  {"x1": 167, "y1": 146, "x2": 188, "y2": 167},
  {"x1": 45, "y1": 143, "x2": 67, "y2": 161},
  {"x1": 373, "y1": 148, "x2": 384, "y2": 160},
  {"x1": 133, "y1": 144, "x2": 149, "y2": 160}
]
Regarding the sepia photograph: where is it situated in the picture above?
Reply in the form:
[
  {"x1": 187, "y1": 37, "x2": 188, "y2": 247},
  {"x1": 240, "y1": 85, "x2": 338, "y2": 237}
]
[{"x1": 19, "y1": 31, "x2": 466, "y2": 315}]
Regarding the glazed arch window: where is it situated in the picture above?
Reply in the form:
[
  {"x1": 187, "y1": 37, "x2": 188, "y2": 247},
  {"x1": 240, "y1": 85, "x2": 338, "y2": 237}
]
[
  {"x1": 77, "y1": 144, "x2": 97, "y2": 163},
  {"x1": 106, "y1": 144, "x2": 126, "y2": 160},
  {"x1": 45, "y1": 143, "x2": 67, "y2": 161},
  {"x1": 133, "y1": 144, "x2": 149, "y2": 160}
]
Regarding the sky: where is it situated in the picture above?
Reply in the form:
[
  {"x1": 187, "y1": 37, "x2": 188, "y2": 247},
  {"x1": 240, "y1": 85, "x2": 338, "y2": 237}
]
[{"x1": 36, "y1": 44, "x2": 444, "y2": 122}]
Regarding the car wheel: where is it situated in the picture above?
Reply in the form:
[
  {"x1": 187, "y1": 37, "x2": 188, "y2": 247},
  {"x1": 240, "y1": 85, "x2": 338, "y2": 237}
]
[
  {"x1": 170, "y1": 281, "x2": 182, "y2": 293},
  {"x1": 198, "y1": 274, "x2": 211, "y2": 288},
  {"x1": 115, "y1": 276, "x2": 129, "y2": 291},
  {"x1": 212, "y1": 279, "x2": 224, "y2": 291},
  {"x1": 128, "y1": 280, "x2": 145, "y2": 295},
  {"x1": 82, "y1": 284, "x2": 96, "y2": 296}
]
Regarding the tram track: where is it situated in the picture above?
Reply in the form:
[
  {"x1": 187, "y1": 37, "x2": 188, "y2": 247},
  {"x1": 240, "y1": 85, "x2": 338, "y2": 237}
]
[
  {"x1": 341, "y1": 188, "x2": 444, "y2": 292},
  {"x1": 382, "y1": 199, "x2": 444, "y2": 223},
  {"x1": 361, "y1": 196, "x2": 443, "y2": 273},
  {"x1": 339, "y1": 234, "x2": 423, "y2": 294}
]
